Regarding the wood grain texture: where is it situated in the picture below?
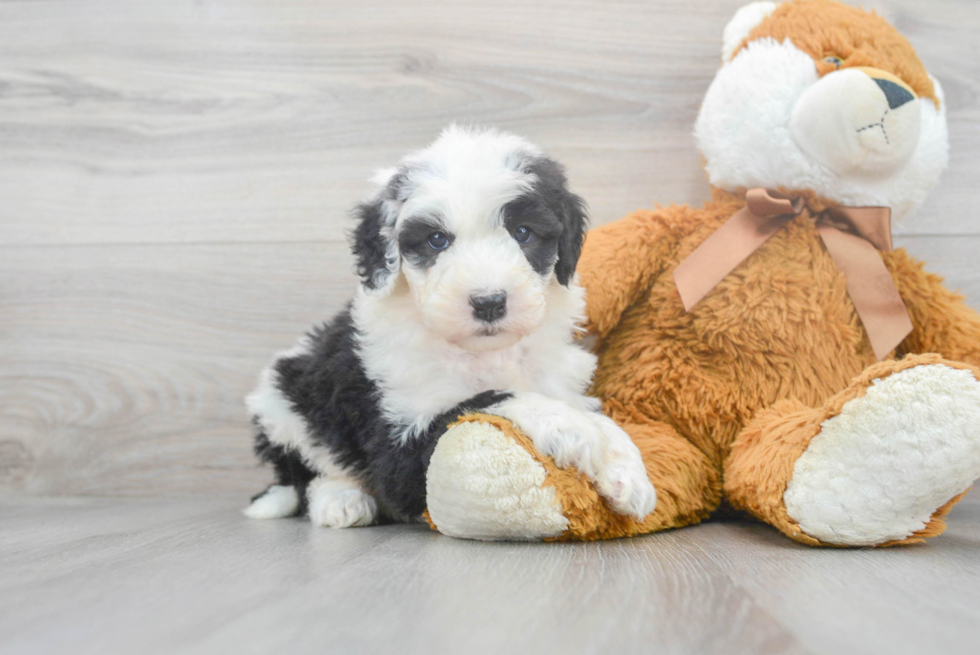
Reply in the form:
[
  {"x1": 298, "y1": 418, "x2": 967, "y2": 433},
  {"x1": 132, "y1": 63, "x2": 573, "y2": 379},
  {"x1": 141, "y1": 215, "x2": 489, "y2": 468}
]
[
  {"x1": 0, "y1": 0, "x2": 977, "y2": 245},
  {"x1": 1, "y1": 0, "x2": 979, "y2": 495},
  {"x1": 2, "y1": 491, "x2": 979, "y2": 655},
  {"x1": 0, "y1": 242, "x2": 356, "y2": 494}
]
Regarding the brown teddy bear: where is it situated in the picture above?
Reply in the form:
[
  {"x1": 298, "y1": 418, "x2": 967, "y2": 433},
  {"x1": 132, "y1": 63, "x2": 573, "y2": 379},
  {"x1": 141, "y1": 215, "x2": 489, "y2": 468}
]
[{"x1": 423, "y1": 0, "x2": 980, "y2": 546}]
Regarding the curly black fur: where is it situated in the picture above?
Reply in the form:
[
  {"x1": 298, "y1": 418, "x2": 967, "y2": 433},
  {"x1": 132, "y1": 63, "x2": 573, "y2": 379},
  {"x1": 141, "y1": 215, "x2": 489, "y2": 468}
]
[{"x1": 252, "y1": 307, "x2": 511, "y2": 522}]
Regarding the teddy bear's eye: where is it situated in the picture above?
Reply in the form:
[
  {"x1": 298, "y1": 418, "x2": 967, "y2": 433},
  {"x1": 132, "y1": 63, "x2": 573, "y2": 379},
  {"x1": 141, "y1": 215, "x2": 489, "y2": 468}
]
[{"x1": 823, "y1": 56, "x2": 843, "y2": 69}]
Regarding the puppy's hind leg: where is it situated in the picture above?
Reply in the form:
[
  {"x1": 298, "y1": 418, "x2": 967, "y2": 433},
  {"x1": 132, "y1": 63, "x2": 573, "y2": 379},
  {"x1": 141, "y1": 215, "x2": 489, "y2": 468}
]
[{"x1": 244, "y1": 429, "x2": 316, "y2": 520}]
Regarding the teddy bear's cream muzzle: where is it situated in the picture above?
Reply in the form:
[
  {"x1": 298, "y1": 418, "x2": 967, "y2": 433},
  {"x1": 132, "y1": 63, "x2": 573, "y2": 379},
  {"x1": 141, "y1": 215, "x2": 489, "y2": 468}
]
[{"x1": 790, "y1": 66, "x2": 921, "y2": 177}]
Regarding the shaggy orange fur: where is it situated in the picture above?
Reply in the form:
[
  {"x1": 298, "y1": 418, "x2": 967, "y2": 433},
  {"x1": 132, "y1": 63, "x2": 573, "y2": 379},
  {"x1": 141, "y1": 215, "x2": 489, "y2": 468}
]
[
  {"x1": 575, "y1": 189, "x2": 980, "y2": 544},
  {"x1": 734, "y1": 0, "x2": 937, "y2": 105}
]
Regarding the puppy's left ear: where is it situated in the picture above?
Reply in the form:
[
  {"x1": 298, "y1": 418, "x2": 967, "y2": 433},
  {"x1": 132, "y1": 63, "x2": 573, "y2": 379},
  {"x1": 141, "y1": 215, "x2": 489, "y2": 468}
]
[{"x1": 529, "y1": 158, "x2": 589, "y2": 286}]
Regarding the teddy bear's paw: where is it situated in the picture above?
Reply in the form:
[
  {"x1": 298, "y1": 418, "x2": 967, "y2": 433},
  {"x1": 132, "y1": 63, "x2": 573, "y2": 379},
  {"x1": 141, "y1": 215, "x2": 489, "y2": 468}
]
[
  {"x1": 591, "y1": 414, "x2": 657, "y2": 520},
  {"x1": 426, "y1": 419, "x2": 570, "y2": 541},
  {"x1": 784, "y1": 363, "x2": 980, "y2": 546},
  {"x1": 307, "y1": 478, "x2": 378, "y2": 528}
]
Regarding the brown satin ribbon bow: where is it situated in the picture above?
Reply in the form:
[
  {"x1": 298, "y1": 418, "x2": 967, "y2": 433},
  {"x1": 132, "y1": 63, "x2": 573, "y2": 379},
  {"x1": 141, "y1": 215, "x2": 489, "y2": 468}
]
[{"x1": 673, "y1": 188, "x2": 913, "y2": 360}]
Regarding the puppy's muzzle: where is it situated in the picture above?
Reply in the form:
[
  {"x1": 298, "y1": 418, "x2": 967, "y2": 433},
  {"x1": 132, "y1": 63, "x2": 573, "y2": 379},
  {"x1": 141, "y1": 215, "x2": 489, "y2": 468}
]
[{"x1": 470, "y1": 292, "x2": 507, "y2": 323}]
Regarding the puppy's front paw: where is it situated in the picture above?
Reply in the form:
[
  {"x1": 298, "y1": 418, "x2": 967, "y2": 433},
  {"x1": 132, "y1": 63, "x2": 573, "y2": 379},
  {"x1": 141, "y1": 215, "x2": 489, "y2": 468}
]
[
  {"x1": 591, "y1": 414, "x2": 656, "y2": 520},
  {"x1": 594, "y1": 451, "x2": 657, "y2": 520},
  {"x1": 308, "y1": 478, "x2": 378, "y2": 528},
  {"x1": 493, "y1": 393, "x2": 656, "y2": 520}
]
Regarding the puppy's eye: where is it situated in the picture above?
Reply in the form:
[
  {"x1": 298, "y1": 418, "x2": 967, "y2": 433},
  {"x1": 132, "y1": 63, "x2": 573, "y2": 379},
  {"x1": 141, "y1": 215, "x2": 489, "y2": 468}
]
[
  {"x1": 823, "y1": 56, "x2": 843, "y2": 69},
  {"x1": 513, "y1": 226, "x2": 533, "y2": 244},
  {"x1": 427, "y1": 232, "x2": 450, "y2": 250}
]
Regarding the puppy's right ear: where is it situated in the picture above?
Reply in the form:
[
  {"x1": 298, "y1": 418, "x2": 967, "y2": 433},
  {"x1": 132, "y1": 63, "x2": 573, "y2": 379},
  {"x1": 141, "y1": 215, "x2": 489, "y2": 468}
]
[{"x1": 349, "y1": 170, "x2": 403, "y2": 295}]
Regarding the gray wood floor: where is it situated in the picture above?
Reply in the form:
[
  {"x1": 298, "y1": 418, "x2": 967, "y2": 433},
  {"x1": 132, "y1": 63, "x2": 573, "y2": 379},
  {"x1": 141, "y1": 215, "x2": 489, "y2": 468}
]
[{"x1": 3, "y1": 491, "x2": 980, "y2": 655}]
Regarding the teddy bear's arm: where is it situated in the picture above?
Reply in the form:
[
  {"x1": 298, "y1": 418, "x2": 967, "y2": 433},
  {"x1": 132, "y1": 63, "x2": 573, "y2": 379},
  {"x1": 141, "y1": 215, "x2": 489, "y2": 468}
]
[
  {"x1": 888, "y1": 249, "x2": 980, "y2": 367},
  {"x1": 578, "y1": 208, "x2": 677, "y2": 338}
]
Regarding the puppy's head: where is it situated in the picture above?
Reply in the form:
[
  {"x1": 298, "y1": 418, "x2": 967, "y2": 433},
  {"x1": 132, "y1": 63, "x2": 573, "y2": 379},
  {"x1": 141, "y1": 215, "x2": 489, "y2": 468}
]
[{"x1": 350, "y1": 125, "x2": 587, "y2": 352}]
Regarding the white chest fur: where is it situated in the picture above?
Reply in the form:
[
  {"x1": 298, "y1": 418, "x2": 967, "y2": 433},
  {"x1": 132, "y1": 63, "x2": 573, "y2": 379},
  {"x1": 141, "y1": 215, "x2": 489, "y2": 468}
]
[{"x1": 351, "y1": 281, "x2": 597, "y2": 442}]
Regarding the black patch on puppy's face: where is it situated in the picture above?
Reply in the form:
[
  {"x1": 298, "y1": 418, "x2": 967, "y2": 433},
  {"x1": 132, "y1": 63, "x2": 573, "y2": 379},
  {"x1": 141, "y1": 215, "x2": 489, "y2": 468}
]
[
  {"x1": 505, "y1": 157, "x2": 588, "y2": 286},
  {"x1": 397, "y1": 215, "x2": 455, "y2": 270},
  {"x1": 503, "y1": 195, "x2": 563, "y2": 277}
]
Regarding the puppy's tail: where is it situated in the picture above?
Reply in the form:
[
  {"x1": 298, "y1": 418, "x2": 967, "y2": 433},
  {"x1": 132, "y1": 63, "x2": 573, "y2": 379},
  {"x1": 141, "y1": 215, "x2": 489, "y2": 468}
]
[{"x1": 244, "y1": 485, "x2": 300, "y2": 519}]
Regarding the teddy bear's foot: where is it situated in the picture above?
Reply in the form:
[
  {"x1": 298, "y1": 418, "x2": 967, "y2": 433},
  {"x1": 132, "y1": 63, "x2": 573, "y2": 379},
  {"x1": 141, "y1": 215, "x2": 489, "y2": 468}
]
[
  {"x1": 784, "y1": 361, "x2": 980, "y2": 546},
  {"x1": 727, "y1": 354, "x2": 980, "y2": 547},
  {"x1": 425, "y1": 417, "x2": 570, "y2": 540}
]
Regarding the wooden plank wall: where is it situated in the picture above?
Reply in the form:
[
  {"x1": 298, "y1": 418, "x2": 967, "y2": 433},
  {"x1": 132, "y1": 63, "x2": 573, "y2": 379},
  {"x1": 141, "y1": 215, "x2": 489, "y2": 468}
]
[{"x1": 2, "y1": 0, "x2": 978, "y2": 496}]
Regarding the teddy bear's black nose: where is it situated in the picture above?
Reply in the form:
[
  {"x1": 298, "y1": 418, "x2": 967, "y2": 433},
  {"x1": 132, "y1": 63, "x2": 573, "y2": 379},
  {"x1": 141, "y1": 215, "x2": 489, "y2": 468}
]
[
  {"x1": 470, "y1": 292, "x2": 507, "y2": 323},
  {"x1": 874, "y1": 78, "x2": 915, "y2": 110}
]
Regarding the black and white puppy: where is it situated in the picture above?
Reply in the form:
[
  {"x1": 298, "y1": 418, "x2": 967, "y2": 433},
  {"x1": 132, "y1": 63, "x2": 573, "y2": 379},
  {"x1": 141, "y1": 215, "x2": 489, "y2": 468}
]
[{"x1": 244, "y1": 125, "x2": 655, "y2": 528}]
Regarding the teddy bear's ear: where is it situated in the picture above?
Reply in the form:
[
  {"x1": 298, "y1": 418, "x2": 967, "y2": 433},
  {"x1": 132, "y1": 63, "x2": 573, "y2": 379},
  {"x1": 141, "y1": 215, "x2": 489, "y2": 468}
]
[
  {"x1": 348, "y1": 168, "x2": 403, "y2": 295},
  {"x1": 722, "y1": 1, "x2": 778, "y2": 61}
]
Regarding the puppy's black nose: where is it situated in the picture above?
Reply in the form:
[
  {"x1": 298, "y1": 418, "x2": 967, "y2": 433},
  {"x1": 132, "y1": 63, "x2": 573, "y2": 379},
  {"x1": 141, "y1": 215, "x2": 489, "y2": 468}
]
[
  {"x1": 874, "y1": 77, "x2": 915, "y2": 109},
  {"x1": 470, "y1": 292, "x2": 507, "y2": 323}
]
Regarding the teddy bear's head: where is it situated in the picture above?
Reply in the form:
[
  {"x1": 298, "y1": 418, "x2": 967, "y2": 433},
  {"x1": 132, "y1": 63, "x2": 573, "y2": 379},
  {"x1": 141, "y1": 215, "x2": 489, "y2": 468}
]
[{"x1": 694, "y1": 0, "x2": 948, "y2": 218}]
